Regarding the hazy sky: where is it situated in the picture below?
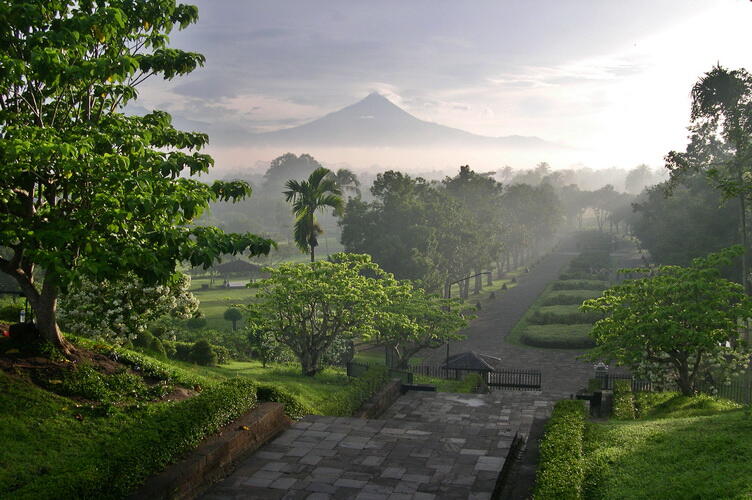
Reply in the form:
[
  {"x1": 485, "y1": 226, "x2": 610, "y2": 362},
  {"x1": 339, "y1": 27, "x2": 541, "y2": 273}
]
[{"x1": 136, "y1": 0, "x2": 752, "y2": 173}]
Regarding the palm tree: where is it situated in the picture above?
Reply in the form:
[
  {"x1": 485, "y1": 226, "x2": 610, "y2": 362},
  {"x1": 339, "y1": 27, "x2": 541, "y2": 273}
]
[{"x1": 284, "y1": 167, "x2": 344, "y2": 262}]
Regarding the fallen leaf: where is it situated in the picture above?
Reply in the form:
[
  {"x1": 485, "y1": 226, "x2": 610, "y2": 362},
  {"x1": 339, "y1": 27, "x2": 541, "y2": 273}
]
[{"x1": 239, "y1": 425, "x2": 250, "y2": 431}]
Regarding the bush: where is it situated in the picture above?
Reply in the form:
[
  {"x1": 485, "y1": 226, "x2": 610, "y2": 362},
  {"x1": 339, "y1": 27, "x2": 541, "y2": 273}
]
[
  {"x1": 541, "y1": 291, "x2": 601, "y2": 306},
  {"x1": 0, "y1": 300, "x2": 22, "y2": 322},
  {"x1": 191, "y1": 339, "x2": 217, "y2": 366},
  {"x1": 256, "y1": 384, "x2": 313, "y2": 420},
  {"x1": 102, "y1": 378, "x2": 257, "y2": 499},
  {"x1": 186, "y1": 316, "x2": 207, "y2": 330},
  {"x1": 322, "y1": 365, "x2": 391, "y2": 416},
  {"x1": 528, "y1": 309, "x2": 602, "y2": 325},
  {"x1": 534, "y1": 400, "x2": 587, "y2": 499},
  {"x1": 612, "y1": 379, "x2": 636, "y2": 420},
  {"x1": 52, "y1": 364, "x2": 170, "y2": 404},
  {"x1": 133, "y1": 330, "x2": 154, "y2": 349},
  {"x1": 163, "y1": 339, "x2": 231, "y2": 365},
  {"x1": 149, "y1": 337, "x2": 167, "y2": 360},
  {"x1": 457, "y1": 373, "x2": 483, "y2": 393}
]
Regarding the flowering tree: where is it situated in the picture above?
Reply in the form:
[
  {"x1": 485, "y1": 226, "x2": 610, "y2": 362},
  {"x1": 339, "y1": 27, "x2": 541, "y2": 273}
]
[
  {"x1": 582, "y1": 246, "x2": 752, "y2": 395},
  {"x1": 59, "y1": 273, "x2": 198, "y2": 343}
]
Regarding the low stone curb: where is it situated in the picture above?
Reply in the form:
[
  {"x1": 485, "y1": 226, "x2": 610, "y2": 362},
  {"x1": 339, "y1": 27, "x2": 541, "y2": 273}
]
[{"x1": 129, "y1": 402, "x2": 291, "y2": 500}]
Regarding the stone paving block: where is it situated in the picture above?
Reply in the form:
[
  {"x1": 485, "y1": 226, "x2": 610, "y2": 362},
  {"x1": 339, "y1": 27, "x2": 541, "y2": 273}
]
[{"x1": 269, "y1": 477, "x2": 298, "y2": 490}]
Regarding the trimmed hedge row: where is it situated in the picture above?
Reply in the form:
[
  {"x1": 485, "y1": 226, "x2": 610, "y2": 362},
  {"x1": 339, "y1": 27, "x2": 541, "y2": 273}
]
[
  {"x1": 534, "y1": 399, "x2": 588, "y2": 499},
  {"x1": 612, "y1": 379, "x2": 636, "y2": 420},
  {"x1": 541, "y1": 292, "x2": 601, "y2": 306},
  {"x1": 163, "y1": 339, "x2": 231, "y2": 366},
  {"x1": 256, "y1": 384, "x2": 314, "y2": 420},
  {"x1": 552, "y1": 280, "x2": 607, "y2": 291},
  {"x1": 14, "y1": 378, "x2": 258, "y2": 500},
  {"x1": 528, "y1": 310, "x2": 602, "y2": 325}
]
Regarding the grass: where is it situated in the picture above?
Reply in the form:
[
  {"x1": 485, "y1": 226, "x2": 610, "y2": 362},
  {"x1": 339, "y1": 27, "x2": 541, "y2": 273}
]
[
  {"x1": 165, "y1": 359, "x2": 357, "y2": 415},
  {"x1": 582, "y1": 397, "x2": 752, "y2": 499},
  {"x1": 521, "y1": 323, "x2": 594, "y2": 349},
  {"x1": 540, "y1": 289, "x2": 603, "y2": 306}
]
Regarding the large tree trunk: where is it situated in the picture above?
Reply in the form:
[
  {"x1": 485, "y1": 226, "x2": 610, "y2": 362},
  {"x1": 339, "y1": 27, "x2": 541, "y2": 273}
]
[
  {"x1": 33, "y1": 280, "x2": 74, "y2": 355},
  {"x1": 299, "y1": 349, "x2": 320, "y2": 376}
]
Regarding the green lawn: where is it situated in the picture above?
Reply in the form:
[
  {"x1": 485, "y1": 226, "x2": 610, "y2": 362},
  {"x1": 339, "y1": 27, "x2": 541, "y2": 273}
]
[
  {"x1": 165, "y1": 359, "x2": 356, "y2": 415},
  {"x1": 583, "y1": 396, "x2": 752, "y2": 499}
]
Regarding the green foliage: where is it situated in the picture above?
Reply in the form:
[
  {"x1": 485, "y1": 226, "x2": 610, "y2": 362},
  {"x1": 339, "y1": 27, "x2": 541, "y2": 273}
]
[
  {"x1": 634, "y1": 392, "x2": 741, "y2": 420},
  {"x1": 0, "y1": 299, "x2": 22, "y2": 322},
  {"x1": 163, "y1": 339, "x2": 229, "y2": 365},
  {"x1": 582, "y1": 404, "x2": 752, "y2": 499},
  {"x1": 528, "y1": 309, "x2": 601, "y2": 325},
  {"x1": 0, "y1": 371, "x2": 257, "y2": 499},
  {"x1": 191, "y1": 339, "x2": 217, "y2": 366},
  {"x1": 534, "y1": 400, "x2": 587, "y2": 499},
  {"x1": 0, "y1": 0, "x2": 274, "y2": 349},
  {"x1": 222, "y1": 307, "x2": 243, "y2": 330},
  {"x1": 583, "y1": 247, "x2": 752, "y2": 395},
  {"x1": 521, "y1": 324, "x2": 594, "y2": 349},
  {"x1": 541, "y1": 291, "x2": 602, "y2": 306},
  {"x1": 149, "y1": 337, "x2": 167, "y2": 360},
  {"x1": 247, "y1": 253, "x2": 402, "y2": 376},
  {"x1": 552, "y1": 280, "x2": 608, "y2": 291},
  {"x1": 612, "y1": 380, "x2": 636, "y2": 420},
  {"x1": 52, "y1": 365, "x2": 169, "y2": 404},
  {"x1": 284, "y1": 166, "x2": 343, "y2": 261},
  {"x1": 186, "y1": 316, "x2": 207, "y2": 330},
  {"x1": 256, "y1": 384, "x2": 313, "y2": 420},
  {"x1": 330, "y1": 365, "x2": 391, "y2": 416}
]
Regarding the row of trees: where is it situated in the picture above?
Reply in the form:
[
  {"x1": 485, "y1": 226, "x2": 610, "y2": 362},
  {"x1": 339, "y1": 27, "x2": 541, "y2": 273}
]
[{"x1": 340, "y1": 166, "x2": 562, "y2": 296}]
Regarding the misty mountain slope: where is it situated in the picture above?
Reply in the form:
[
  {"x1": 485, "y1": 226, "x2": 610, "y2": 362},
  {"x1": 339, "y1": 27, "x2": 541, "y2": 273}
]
[{"x1": 249, "y1": 92, "x2": 559, "y2": 149}]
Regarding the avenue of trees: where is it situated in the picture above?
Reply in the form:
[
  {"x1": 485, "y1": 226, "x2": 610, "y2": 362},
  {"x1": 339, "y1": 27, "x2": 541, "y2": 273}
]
[{"x1": 340, "y1": 166, "x2": 562, "y2": 296}]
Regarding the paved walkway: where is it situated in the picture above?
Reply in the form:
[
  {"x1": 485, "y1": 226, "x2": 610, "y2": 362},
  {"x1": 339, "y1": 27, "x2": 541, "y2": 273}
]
[
  {"x1": 424, "y1": 240, "x2": 599, "y2": 395},
  {"x1": 201, "y1": 391, "x2": 554, "y2": 500}
]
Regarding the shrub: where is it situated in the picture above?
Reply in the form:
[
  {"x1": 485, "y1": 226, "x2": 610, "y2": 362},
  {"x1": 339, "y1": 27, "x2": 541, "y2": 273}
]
[
  {"x1": 612, "y1": 379, "x2": 636, "y2": 420},
  {"x1": 541, "y1": 292, "x2": 600, "y2": 306},
  {"x1": 0, "y1": 300, "x2": 22, "y2": 322},
  {"x1": 53, "y1": 365, "x2": 170, "y2": 404},
  {"x1": 149, "y1": 337, "x2": 167, "y2": 360},
  {"x1": 534, "y1": 400, "x2": 587, "y2": 499},
  {"x1": 133, "y1": 330, "x2": 155, "y2": 349},
  {"x1": 323, "y1": 365, "x2": 391, "y2": 416},
  {"x1": 528, "y1": 310, "x2": 601, "y2": 325},
  {"x1": 186, "y1": 316, "x2": 207, "y2": 330},
  {"x1": 521, "y1": 324, "x2": 594, "y2": 349},
  {"x1": 457, "y1": 373, "x2": 483, "y2": 393},
  {"x1": 256, "y1": 384, "x2": 313, "y2": 420},
  {"x1": 191, "y1": 339, "x2": 217, "y2": 366}
]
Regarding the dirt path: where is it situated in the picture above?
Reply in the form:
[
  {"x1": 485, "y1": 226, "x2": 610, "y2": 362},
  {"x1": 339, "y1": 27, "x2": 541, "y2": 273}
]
[{"x1": 424, "y1": 237, "x2": 595, "y2": 396}]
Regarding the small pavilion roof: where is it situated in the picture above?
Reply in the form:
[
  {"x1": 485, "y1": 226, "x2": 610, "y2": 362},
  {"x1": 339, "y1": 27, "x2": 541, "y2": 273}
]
[{"x1": 441, "y1": 351, "x2": 500, "y2": 371}]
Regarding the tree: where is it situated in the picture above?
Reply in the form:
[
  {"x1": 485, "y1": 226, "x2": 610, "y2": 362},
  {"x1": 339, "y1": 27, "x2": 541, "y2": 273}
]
[
  {"x1": 0, "y1": 1, "x2": 274, "y2": 354},
  {"x1": 263, "y1": 153, "x2": 323, "y2": 191},
  {"x1": 666, "y1": 65, "x2": 752, "y2": 292},
  {"x1": 367, "y1": 287, "x2": 467, "y2": 369},
  {"x1": 245, "y1": 253, "x2": 390, "y2": 376},
  {"x1": 326, "y1": 168, "x2": 361, "y2": 199},
  {"x1": 246, "y1": 326, "x2": 290, "y2": 368},
  {"x1": 582, "y1": 247, "x2": 752, "y2": 395},
  {"x1": 223, "y1": 307, "x2": 243, "y2": 331},
  {"x1": 284, "y1": 167, "x2": 343, "y2": 262},
  {"x1": 59, "y1": 272, "x2": 198, "y2": 342}
]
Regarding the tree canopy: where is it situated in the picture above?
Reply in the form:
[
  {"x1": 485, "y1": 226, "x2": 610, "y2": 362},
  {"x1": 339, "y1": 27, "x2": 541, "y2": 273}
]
[
  {"x1": 582, "y1": 247, "x2": 752, "y2": 395},
  {"x1": 0, "y1": 1, "x2": 273, "y2": 353}
]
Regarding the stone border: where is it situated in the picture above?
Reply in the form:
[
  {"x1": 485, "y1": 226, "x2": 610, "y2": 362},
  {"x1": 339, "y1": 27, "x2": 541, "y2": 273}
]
[
  {"x1": 129, "y1": 402, "x2": 291, "y2": 500},
  {"x1": 351, "y1": 378, "x2": 402, "y2": 419}
]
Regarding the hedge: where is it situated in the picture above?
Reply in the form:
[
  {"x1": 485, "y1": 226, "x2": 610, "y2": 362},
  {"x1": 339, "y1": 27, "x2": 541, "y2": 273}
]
[
  {"x1": 534, "y1": 400, "x2": 587, "y2": 499},
  {"x1": 612, "y1": 379, "x2": 636, "y2": 420},
  {"x1": 541, "y1": 291, "x2": 602, "y2": 306},
  {"x1": 527, "y1": 309, "x2": 602, "y2": 325},
  {"x1": 256, "y1": 384, "x2": 314, "y2": 420},
  {"x1": 163, "y1": 339, "x2": 231, "y2": 365},
  {"x1": 552, "y1": 280, "x2": 607, "y2": 291},
  {"x1": 13, "y1": 378, "x2": 258, "y2": 500}
]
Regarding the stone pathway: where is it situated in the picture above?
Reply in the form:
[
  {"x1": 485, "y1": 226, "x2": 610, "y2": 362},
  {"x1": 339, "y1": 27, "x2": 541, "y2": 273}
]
[
  {"x1": 201, "y1": 391, "x2": 554, "y2": 500},
  {"x1": 424, "y1": 239, "x2": 598, "y2": 395}
]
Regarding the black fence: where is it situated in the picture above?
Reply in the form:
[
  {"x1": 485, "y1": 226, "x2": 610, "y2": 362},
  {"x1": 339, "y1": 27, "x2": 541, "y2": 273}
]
[
  {"x1": 596, "y1": 373, "x2": 752, "y2": 406},
  {"x1": 347, "y1": 362, "x2": 541, "y2": 391}
]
